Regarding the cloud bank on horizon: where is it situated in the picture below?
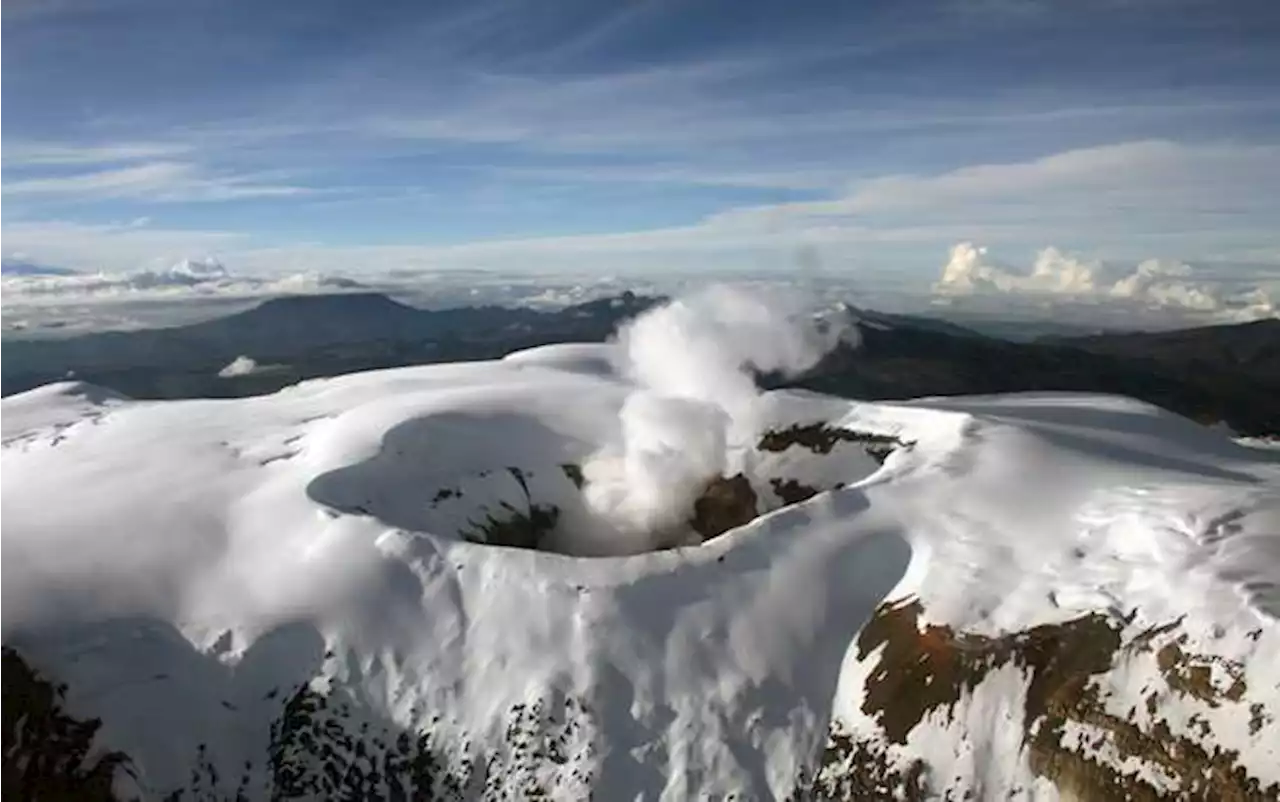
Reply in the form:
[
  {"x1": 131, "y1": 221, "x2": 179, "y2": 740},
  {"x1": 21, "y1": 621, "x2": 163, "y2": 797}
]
[
  {"x1": 2, "y1": 0, "x2": 1277, "y2": 326},
  {"x1": 0, "y1": 256, "x2": 364, "y2": 301},
  {"x1": 5, "y1": 240, "x2": 1271, "y2": 340},
  {"x1": 935, "y1": 243, "x2": 1277, "y2": 323}
]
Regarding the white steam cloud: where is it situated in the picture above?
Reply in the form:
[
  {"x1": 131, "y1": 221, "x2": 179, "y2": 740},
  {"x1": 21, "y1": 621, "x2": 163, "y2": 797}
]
[
  {"x1": 935, "y1": 242, "x2": 1277, "y2": 321},
  {"x1": 582, "y1": 285, "x2": 852, "y2": 550}
]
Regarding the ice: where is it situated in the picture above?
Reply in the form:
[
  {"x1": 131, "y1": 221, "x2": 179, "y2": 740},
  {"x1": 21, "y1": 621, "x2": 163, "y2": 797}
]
[{"x1": 3, "y1": 322, "x2": 1279, "y2": 798}]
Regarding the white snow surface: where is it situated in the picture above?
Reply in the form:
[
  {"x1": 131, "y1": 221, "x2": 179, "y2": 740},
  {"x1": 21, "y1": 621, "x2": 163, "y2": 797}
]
[{"x1": 3, "y1": 345, "x2": 1280, "y2": 799}]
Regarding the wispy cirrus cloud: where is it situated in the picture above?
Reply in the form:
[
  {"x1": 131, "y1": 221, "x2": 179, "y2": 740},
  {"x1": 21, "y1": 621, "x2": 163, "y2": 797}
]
[
  {"x1": 2, "y1": 161, "x2": 315, "y2": 203},
  {"x1": 361, "y1": 59, "x2": 1280, "y2": 157},
  {"x1": 682, "y1": 140, "x2": 1280, "y2": 269},
  {"x1": 5, "y1": 139, "x2": 1279, "y2": 276},
  {"x1": 492, "y1": 163, "x2": 843, "y2": 191},
  {"x1": 711, "y1": 140, "x2": 1280, "y2": 227},
  {"x1": 4, "y1": 0, "x2": 1277, "y2": 244},
  {"x1": 2, "y1": 141, "x2": 194, "y2": 166},
  {"x1": 0, "y1": 219, "x2": 245, "y2": 273}
]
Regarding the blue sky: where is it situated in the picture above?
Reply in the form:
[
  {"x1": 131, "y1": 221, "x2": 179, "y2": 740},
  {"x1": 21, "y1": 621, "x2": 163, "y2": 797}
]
[{"x1": 3, "y1": 0, "x2": 1279, "y2": 305}]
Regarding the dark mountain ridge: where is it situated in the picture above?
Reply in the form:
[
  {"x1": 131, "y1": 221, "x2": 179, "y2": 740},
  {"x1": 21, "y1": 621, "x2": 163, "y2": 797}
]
[
  {"x1": 791, "y1": 316, "x2": 1279, "y2": 434},
  {"x1": 3, "y1": 292, "x2": 1276, "y2": 434},
  {"x1": 0, "y1": 292, "x2": 658, "y2": 399},
  {"x1": 1052, "y1": 318, "x2": 1280, "y2": 375}
]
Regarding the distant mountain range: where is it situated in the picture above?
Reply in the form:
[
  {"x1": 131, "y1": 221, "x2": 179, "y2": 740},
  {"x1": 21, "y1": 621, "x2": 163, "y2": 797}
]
[
  {"x1": 1045, "y1": 319, "x2": 1280, "y2": 375},
  {"x1": 3, "y1": 292, "x2": 1277, "y2": 434},
  {"x1": 0, "y1": 292, "x2": 658, "y2": 399},
  {"x1": 792, "y1": 317, "x2": 1279, "y2": 435}
]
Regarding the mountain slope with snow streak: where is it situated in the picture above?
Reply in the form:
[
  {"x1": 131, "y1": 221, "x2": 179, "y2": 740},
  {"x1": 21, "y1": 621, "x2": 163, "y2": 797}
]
[{"x1": 3, "y1": 344, "x2": 1279, "y2": 800}]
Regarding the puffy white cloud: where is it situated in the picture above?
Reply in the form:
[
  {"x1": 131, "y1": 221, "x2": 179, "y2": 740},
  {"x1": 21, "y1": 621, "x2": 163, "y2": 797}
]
[
  {"x1": 218, "y1": 356, "x2": 261, "y2": 378},
  {"x1": 936, "y1": 243, "x2": 1101, "y2": 295},
  {"x1": 1026, "y1": 247, "x2": 1102, "y2": 294},
  {"x1": 1107, "y1": 259, "x2": 1224, "y2": 311},
  {"x1": 935, "y1": 242, "x2": 1277, "y2": 322},
  {"x1": 131, "y1": 256, "x2": 230, "y2": 288}
]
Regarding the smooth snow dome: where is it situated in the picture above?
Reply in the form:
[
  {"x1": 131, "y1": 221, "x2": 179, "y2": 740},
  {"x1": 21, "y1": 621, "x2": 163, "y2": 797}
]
[
  {"x1": 0, "y1": 313, "x2": 907, "y2": 798},
  {"x1": 3, "y1": 288, "x2": 1279, "y2": 799}
]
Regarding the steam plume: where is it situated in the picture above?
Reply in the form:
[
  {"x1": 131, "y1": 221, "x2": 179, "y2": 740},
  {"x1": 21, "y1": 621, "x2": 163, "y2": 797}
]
[{"x1": 583, "y1": 285, "x2": 851, "y2": 550}]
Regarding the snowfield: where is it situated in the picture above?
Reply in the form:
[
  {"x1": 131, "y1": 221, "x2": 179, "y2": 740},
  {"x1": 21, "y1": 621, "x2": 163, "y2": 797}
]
[{"x1": 4, "y1": 304, "x2": 1280, "y2": 799}]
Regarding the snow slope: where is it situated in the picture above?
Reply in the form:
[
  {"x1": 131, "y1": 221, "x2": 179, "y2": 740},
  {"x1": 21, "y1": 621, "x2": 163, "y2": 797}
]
[{"x1": 3, "y1": 344, "x2": 1279, "y2": 799}]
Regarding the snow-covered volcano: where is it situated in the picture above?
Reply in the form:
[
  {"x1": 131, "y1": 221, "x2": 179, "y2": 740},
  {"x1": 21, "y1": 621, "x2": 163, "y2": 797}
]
[{"x1": 3, "y1": 293, "x2": 1279, "y2": 800}]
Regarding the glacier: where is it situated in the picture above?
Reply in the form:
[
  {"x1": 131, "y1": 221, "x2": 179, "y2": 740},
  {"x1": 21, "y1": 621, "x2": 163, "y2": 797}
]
[{"x1": 3, "y1": 340, "x2": 1279, "y2": 799}]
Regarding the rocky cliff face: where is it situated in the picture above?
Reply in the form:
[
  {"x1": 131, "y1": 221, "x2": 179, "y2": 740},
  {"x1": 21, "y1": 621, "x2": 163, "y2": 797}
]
[
  {"x1": 11, "y1": 603, "x2": 1277, "y2": 802},
  {"x1": 812, "y1": 600, "x2": 1278, "y2": 801}
]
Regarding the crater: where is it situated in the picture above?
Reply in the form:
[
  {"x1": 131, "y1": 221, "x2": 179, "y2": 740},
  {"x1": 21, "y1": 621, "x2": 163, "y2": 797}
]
[
  {"x1": 307, "y1": 412, "x2": 899, "y2": 557},
  {"x1": 307, "y1": 412, "x2": 612, "y2": 555}
]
